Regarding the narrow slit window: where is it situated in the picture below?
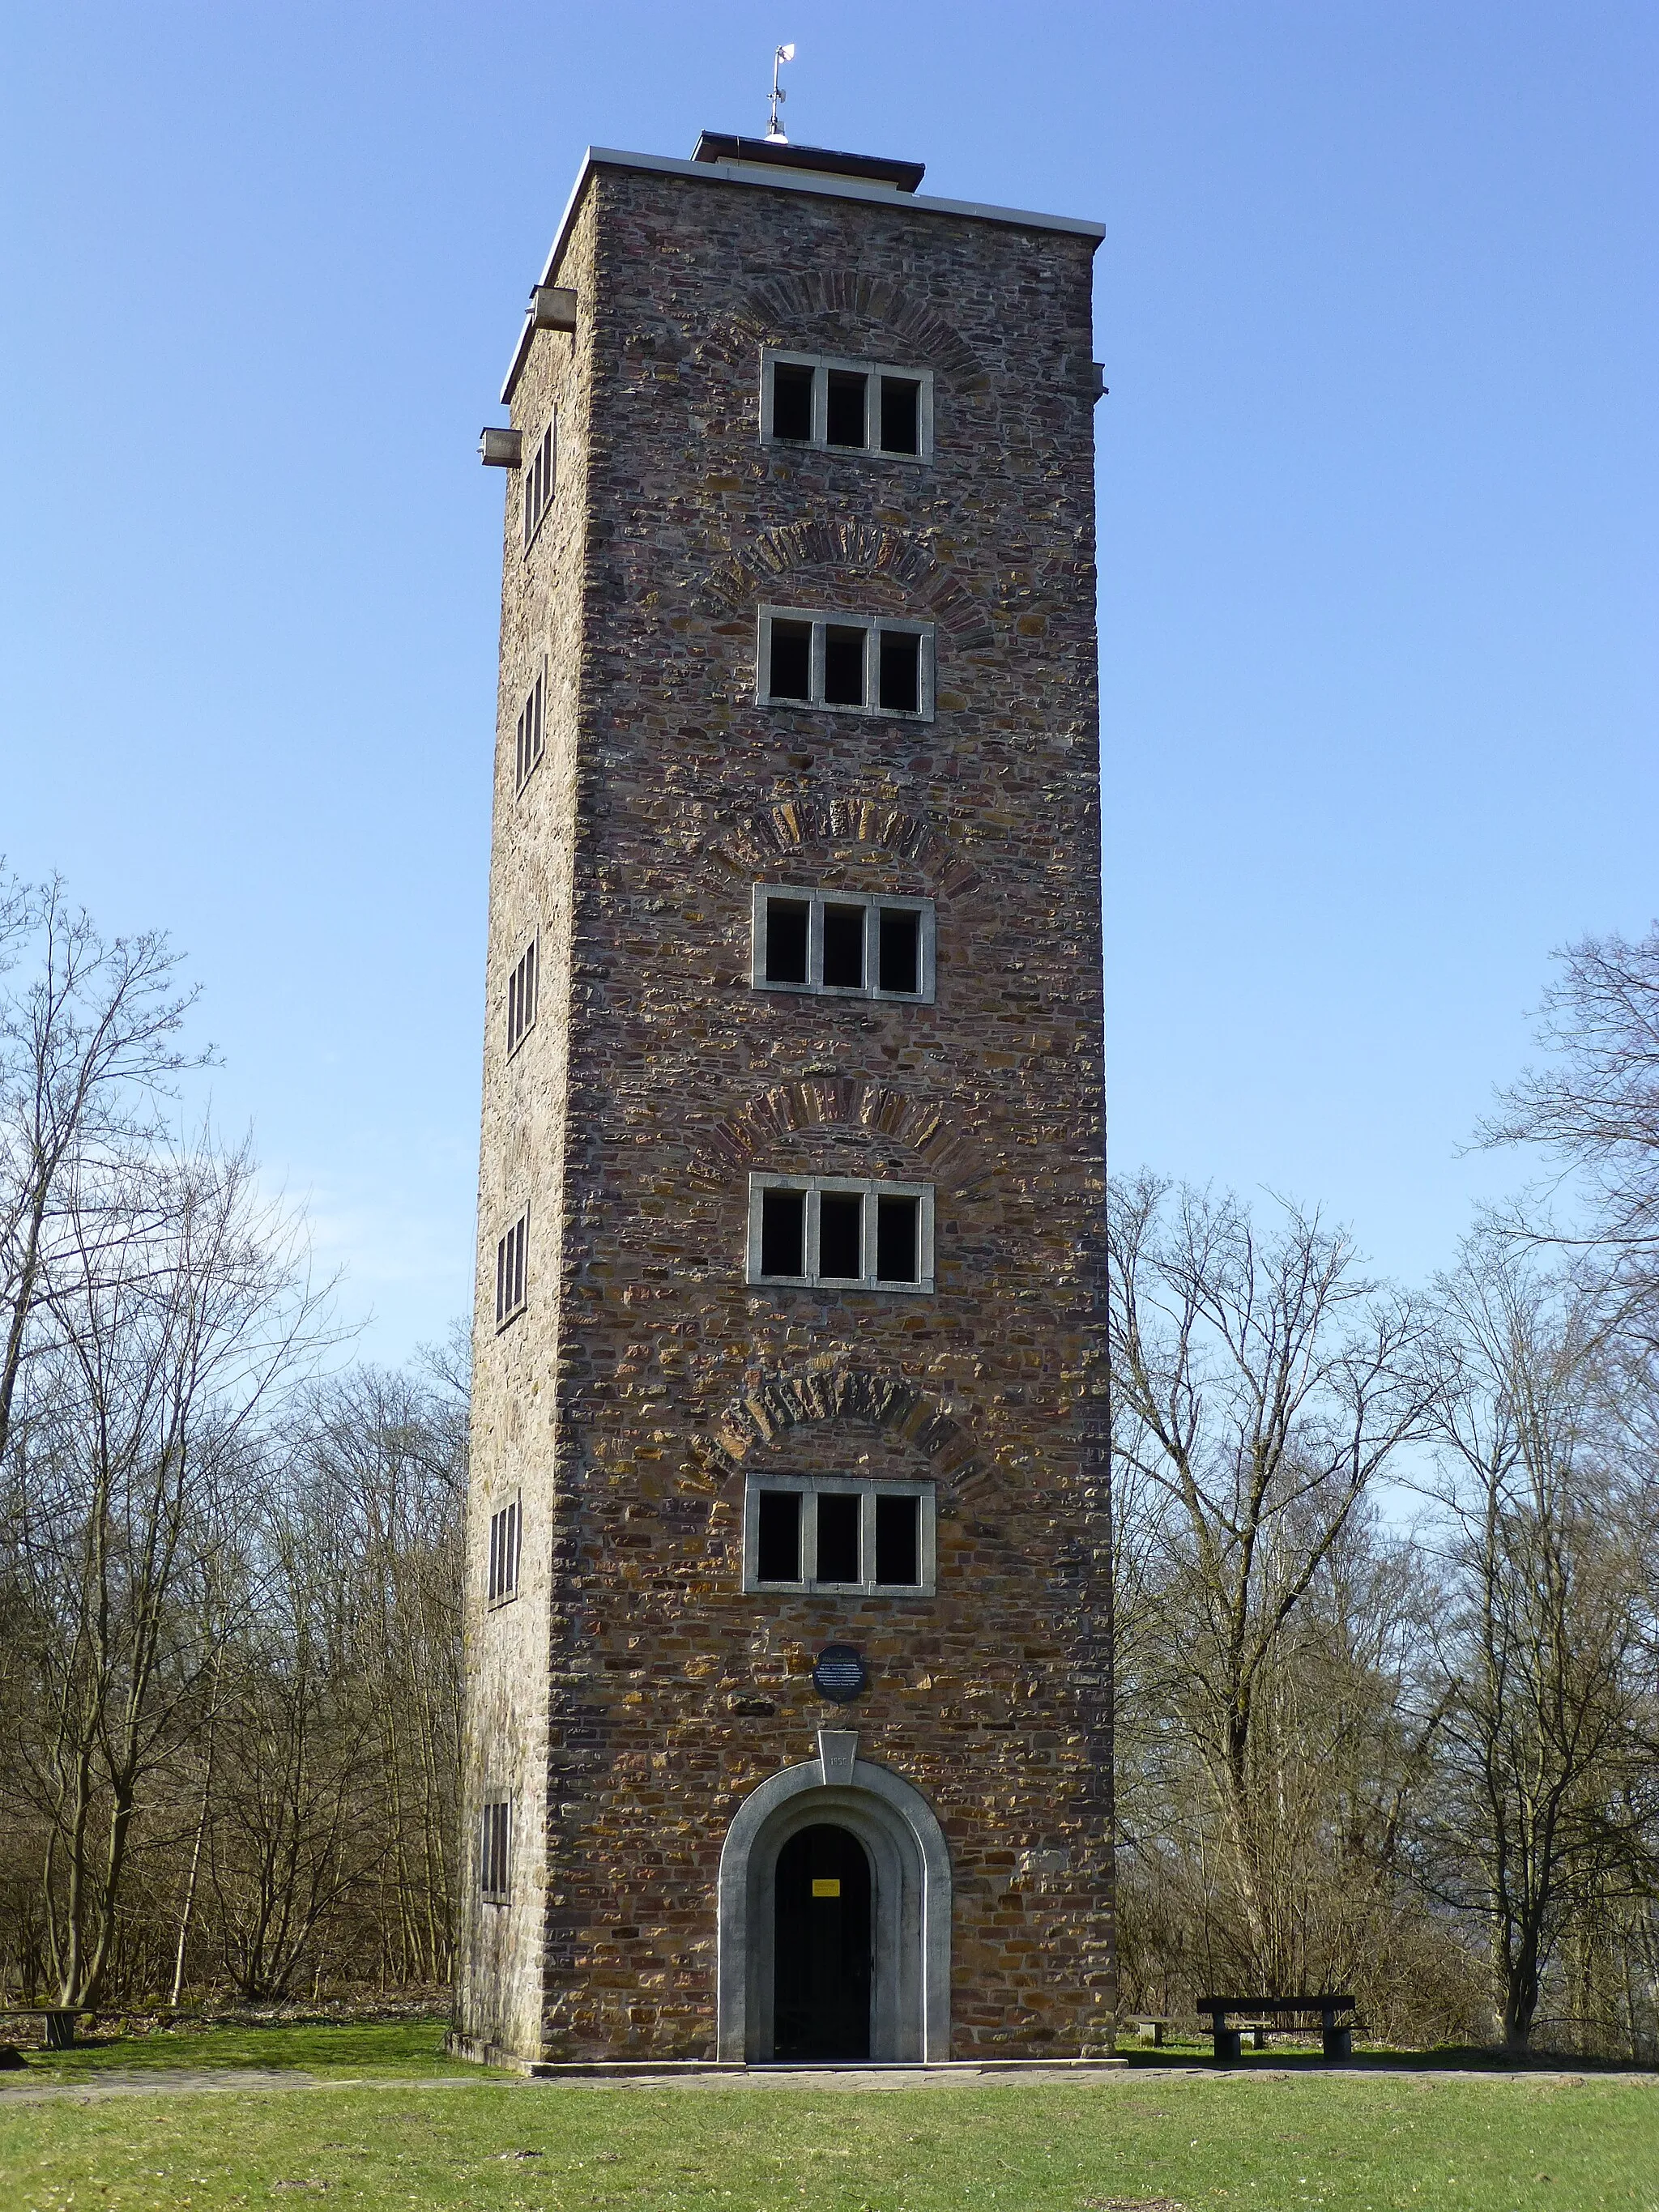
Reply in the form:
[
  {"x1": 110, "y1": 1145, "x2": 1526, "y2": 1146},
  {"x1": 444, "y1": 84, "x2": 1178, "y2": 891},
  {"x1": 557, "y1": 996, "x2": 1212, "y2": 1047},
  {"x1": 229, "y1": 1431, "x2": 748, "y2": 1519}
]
[
  {"x1": 515, "y1": 665, "x2": 546, "y2": 791},
  {"x1": 506, "y1": 938, "x2": 538, "y2": 1056},
  {"x1": 753, "y1": 889, "x2": 932, "y2": 1003},
  {"x1": 495, "y1": 1209, "x2": 529, "y2": 1328},
  {"x1": 481, "y1": 1797, "x2": 511, "y2": 1901},
  {"x1": 757, "y1": 611, "x2": 932, "y2": 719},
  {"x1": 747, "y1": 1177, "x2": 933, "y2": 1294},
  {"x1": 522, "y1": 416, "x2": 555, "y2": 548},
  {"x1": 488, "y1": 1498, "x2": 522, "y2": 1605},
  {"x1": 744, "y1": 1477, "x2": 933, "y2": 1595}
]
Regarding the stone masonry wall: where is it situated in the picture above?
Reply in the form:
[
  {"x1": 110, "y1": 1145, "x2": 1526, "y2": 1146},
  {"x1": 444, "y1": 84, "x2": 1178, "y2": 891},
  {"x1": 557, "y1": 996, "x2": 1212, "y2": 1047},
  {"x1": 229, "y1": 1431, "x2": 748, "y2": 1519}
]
[{"x1": 462, "y1": 153, "x2": 1112, "y2": 2061}]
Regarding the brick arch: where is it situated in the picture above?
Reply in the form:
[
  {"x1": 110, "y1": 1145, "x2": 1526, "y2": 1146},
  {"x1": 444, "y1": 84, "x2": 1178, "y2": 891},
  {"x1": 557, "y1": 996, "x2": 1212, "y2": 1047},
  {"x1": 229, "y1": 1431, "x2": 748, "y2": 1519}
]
[
  {"x1": 699, "y1": 1366, "x2": 986, "y2": 1496},
  {"x1": 703, "y1": 521, "x2": 996, "y2": 653},
  {"x1": 708, "y1": 793, "x2": 980, "y2": 896},
  {"x1": 691, "y1": 1079, "x2": 966, "y2": 1186},
  {"x1": 727, "y1": 272, "x2": 986, "y2": 384}
]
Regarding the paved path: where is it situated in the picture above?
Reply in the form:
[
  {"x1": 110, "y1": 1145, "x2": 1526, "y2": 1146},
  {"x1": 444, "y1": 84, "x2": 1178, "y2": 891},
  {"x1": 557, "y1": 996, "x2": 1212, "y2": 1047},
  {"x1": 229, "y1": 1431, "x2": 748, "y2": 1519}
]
[{"x1": 2, "y1": 2059, "x2": 1654, "y2": 2105}]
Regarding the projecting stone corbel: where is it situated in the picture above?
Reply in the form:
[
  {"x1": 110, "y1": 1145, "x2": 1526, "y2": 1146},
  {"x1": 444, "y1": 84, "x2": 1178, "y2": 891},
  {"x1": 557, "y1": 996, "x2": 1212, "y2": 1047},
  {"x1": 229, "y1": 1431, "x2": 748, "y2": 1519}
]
[{"x1": 478, "y1": 427, "x2": 522, "y2": 468}]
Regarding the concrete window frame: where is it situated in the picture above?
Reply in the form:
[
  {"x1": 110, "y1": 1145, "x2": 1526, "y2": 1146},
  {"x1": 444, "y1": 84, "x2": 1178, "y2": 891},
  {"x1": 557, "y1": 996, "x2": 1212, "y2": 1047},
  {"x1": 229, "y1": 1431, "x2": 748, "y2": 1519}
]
[
  {"x1": 741, "y1": 1473, "x2": 935, "y2": 1596},
  {"x1": 486, "y1": 1493, "x2": 522, "y2": 1608},
  {"x1": 751, "y1": 884, "x2": 936, "y2": 1003},
  {"x1": 755, "y1": 607, "x2": 936, "y2": 722},
  {"x1": 759, "y1": 349, "x2": 935, "y2": 462},
  {"x1": 717, "y1": 1733, "x2": 952, "y2": 2062},
  {"x1": 522, "y1": 413, "x2": 556, "y2": 551},
  {"x1": 745, "y1": 1174, "x2": 934, "y2": 1294}
]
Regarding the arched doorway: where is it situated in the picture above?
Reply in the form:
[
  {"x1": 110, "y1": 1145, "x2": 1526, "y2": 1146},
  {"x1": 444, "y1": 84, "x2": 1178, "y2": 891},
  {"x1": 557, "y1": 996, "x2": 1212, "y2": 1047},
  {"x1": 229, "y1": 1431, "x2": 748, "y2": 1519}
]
[
  {"x1": 772, "y1": 1823, "x2": 873, "y2": 2061},
  {"x1": 717, "y1": 1734, "x2": 952, "y2": 2063}
]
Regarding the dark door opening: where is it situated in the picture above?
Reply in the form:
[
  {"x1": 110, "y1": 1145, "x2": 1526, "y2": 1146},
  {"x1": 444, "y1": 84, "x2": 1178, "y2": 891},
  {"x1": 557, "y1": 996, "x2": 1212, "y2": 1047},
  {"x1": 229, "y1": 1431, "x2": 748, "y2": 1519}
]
[{"x1": 771, "y1": 1823, "x2": 872, "y2": 2061}]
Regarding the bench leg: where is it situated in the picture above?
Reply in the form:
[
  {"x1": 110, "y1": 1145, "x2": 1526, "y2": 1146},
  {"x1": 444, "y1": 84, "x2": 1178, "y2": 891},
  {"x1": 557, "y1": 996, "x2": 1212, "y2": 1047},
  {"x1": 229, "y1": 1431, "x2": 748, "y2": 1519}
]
[
  {"x1": 43, "y1": 2012, "x2": 75, "y2": 2052},
  {"x1": 1322, "y1": 2025, "x2": 1351, "y2": 2061},
  {"x1": 1213, "y1": 2027, "x2": 1241, "y2": 2063},
  {"x1": 1151, "y1": 2022, "x2": 1164, "y2": 2049},
  {"x1": 1252, "y1": 2025, "x2": 1266, "y2": 2050}
]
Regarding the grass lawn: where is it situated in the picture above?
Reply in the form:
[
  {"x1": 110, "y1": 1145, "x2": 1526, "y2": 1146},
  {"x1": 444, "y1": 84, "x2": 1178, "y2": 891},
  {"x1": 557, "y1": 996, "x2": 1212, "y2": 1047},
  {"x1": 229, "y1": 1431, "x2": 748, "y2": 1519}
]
[
  {"x1": 0, "y1": 2014, "x2": 466, "y2": 2087},
  {"x1": 0, "y1": 2024, "x2": 1655, "y2": 2211}
]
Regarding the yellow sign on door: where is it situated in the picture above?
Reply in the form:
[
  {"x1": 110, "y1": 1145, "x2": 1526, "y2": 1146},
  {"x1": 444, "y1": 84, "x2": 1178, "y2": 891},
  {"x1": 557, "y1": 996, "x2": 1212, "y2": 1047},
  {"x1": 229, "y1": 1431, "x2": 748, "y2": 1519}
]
[{"x1": 811, "y1": 1877, "x2": 841, "y2": 1898}]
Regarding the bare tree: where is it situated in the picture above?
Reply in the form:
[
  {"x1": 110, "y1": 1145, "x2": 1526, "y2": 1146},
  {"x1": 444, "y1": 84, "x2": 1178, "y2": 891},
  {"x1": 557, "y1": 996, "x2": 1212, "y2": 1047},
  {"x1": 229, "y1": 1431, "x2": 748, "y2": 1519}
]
[
  {"x1": 1422, "y1": 1234, "x2": 1649, "y2": 2050},
  {"x1": 0, "y1": 875, "x2": 207, "y2": 1473},
  {"x1": 1108, "y1": 1174, "x2": 1439, "y2": 1988},
  {"x1": 6, "y1": 1132, "x2": 326, "y2": 2006}
]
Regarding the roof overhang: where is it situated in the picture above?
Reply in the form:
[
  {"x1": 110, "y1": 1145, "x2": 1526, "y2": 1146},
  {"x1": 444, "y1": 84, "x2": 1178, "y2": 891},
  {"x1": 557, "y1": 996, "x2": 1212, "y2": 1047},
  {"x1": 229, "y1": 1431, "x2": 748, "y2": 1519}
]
[{"x1": 499, "y1": 145, "x2": 1107, "y2": 407}]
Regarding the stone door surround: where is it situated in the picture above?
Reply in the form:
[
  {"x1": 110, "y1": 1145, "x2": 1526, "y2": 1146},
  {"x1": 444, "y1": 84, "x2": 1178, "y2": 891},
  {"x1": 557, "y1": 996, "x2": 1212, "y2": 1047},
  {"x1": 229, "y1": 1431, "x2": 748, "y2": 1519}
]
[{"x1": 716, "y1": 1730, "x2": 952, "y2": 2063}]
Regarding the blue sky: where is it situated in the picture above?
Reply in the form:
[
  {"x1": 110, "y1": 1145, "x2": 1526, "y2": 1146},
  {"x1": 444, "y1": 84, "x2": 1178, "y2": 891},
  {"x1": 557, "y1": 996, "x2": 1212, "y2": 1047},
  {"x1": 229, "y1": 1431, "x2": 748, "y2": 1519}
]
[{"x1": 2, "y1": 2, "x2": 1653, "y2": 1359}]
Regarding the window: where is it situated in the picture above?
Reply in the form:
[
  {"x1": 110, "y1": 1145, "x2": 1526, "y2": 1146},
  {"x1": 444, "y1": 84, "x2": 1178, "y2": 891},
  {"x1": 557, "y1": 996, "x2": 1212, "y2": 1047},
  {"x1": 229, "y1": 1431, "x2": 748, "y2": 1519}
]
[
  {"x1": 495, "y1": 1209, "x2": 528, "y2": 1328},
  {"x1": 522, "y1": 416, "x2": 555, "y2": 548},
  {"x1": 761, "y1": 352, "x2": 933, "y2": 461},
  {"x1": 757, "y1": 608, "x2": 933, "y2": 719},
  {"x1": 747, "y1": 1175, "x2": 933, "y2": 1293},
  {"x1": 515, "y1": 663, "x2": 545, "y2": 791},
  {"x1": 506, "y1": 937, "x2": 538, "y2": 1056},
  {"x1": 488, "y1": 1497, "x2": 521, "y2": 1605},
  {"x1": 753, "y1": 886, "x2": 933, "y2": 1001},
  {"x1": 480, "y1": 1796, "x2": 511, "y2": 1902},
  {"x1": 743, "y1": 1476, "x2": 934, "y2": 1594}
]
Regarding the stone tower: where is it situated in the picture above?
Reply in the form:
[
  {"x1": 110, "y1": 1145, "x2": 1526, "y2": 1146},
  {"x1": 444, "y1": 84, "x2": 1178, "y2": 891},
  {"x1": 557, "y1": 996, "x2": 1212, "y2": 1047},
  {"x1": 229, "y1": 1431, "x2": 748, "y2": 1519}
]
[{"x1": 458, "y1": 132, "x2": 1111, "y2": 2067}]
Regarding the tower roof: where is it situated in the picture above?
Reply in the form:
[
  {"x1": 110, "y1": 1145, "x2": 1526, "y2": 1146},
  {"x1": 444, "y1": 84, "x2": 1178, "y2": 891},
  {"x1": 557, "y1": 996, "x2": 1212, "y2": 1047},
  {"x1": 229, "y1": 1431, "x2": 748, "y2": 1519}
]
[
  {"x1": 689, "y1": 132, "x2": 926, "y2": 194},
  {"x1": 500, "y1": 145, "x2": 1106, "y2": 405}
]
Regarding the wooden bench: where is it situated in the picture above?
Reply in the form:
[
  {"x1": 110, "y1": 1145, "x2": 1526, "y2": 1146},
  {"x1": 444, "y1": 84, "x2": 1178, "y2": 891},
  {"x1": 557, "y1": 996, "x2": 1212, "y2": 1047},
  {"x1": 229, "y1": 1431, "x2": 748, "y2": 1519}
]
[
  {"x1": 1195, "y1": 1993, "x2": 1358, "y2": 2063},
  {"x1": 0, "y1": 2006, "x2": 96, "y2": 2051}
]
